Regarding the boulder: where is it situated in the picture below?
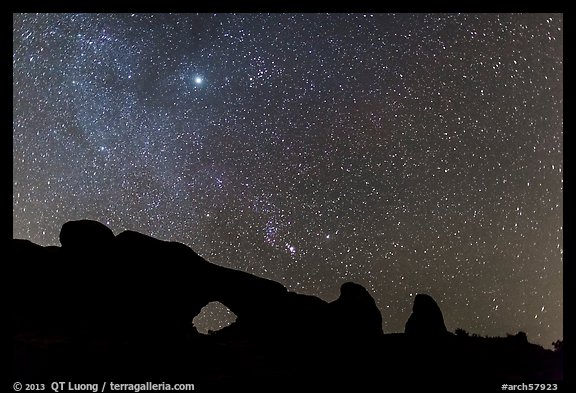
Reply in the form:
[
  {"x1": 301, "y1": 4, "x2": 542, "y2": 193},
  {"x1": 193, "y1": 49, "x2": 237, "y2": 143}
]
[{"x1": 59, "y1": 219, "x2": 115, "y2": 250}]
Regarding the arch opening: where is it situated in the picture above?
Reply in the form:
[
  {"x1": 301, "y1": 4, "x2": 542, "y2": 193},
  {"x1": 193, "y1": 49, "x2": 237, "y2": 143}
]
[{"x1": 192, "y1": 301, "x2": 237, "y2": 335}]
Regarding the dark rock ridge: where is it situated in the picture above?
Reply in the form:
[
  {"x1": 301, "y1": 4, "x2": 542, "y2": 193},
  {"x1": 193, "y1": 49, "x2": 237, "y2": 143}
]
[
  {"x1": 13, "y1": 219, "x2": 382, "y2": 343},
  {"x1": 405, "y1": 293, "x2": 448, "y2": 336}
]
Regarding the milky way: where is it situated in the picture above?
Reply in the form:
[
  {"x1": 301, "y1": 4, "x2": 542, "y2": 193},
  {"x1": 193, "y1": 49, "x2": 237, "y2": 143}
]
[{"x1": 13, "y1": 13, "x2": 563, "y2": 346}]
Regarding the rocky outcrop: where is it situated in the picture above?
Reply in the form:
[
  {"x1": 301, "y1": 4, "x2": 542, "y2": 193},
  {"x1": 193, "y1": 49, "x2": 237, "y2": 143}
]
[
  {"x1": 330, "y1": 282, "x2": 383, "y2": 338},
  {"x1": 12, "y1": 220, "x2": 383, "y2": 344},
  {"x1": 404, "y1": 293, "x2": 447, "y2": 336},
  {"x1": 59, "y1": 219, "x2": 115, "y2": 250}
]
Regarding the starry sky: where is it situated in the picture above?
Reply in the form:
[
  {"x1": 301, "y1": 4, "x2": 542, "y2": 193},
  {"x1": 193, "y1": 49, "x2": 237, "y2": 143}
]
[{"x1": 13, "y1": 13, "x2": 563, "y2": 346}]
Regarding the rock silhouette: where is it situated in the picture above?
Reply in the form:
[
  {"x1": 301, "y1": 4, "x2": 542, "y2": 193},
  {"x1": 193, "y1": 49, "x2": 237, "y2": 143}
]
[
  {"x1": 13, "y1": 220, "x2": 382, "y2": 344},
  {"x1": 329, "y1": 282, "x2": 383, "y2": 339},
  {"x1": 12, "y1": 220, "x2": 563, "y2": 390},
  {"x1": 59, "y1": 219, "x2": 115, "y2": 250},
  {"x1": 404, "y1": 293, "x2": 448, "y2": 336}
]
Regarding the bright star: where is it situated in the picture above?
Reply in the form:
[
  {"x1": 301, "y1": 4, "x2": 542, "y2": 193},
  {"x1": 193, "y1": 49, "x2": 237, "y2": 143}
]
[{"x1": 194, "y1": 76, "x2": 203, "y2": 84}]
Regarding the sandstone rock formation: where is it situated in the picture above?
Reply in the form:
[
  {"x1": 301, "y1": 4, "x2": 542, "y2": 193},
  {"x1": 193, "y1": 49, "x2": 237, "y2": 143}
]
[
  {"x1": 404, "y1": 293, "x2": 448, "y2": 336},
  {"x1": 13, "y1": 220, "x2": 383, "y2": 344}
]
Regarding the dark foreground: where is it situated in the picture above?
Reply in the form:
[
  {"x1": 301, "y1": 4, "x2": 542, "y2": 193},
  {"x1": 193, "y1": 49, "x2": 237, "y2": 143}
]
[{"x1": 12, "y1": 220, "x2": 563, "y2": 391}]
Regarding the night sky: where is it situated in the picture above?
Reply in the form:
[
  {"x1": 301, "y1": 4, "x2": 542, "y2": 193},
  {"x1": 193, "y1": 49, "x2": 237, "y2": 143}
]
[{"x1": 13, "y1": 13, "x2": 562, "y2": 346}]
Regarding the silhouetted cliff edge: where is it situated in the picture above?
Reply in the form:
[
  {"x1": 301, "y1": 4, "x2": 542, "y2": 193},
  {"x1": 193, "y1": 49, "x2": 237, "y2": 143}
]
[{"x1": 12, "y1": 220, "x2": 563, "y2": 391}]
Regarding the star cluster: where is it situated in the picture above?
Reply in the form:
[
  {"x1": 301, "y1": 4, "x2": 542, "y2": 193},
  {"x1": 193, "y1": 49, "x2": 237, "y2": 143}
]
[{"x1": 13, "y1": 13, "x2": 562, "y2": 346}]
